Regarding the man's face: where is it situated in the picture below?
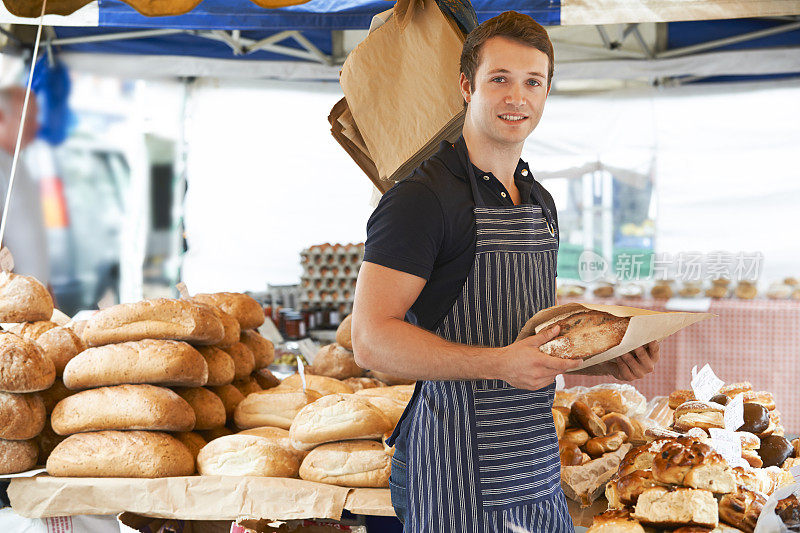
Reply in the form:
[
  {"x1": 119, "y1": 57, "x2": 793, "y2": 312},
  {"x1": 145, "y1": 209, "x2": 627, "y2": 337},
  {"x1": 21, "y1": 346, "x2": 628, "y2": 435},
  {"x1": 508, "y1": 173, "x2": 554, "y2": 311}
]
[{"x1": 461, "y1": 36, "x2": 551, "y2": 146}]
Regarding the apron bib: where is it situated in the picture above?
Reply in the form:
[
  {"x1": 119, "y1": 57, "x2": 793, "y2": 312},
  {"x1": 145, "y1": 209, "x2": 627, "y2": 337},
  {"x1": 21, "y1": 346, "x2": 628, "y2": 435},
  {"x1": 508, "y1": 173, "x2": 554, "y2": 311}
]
[{"x1": 389, "y1": 139, "x2": 573, "y2": 532}]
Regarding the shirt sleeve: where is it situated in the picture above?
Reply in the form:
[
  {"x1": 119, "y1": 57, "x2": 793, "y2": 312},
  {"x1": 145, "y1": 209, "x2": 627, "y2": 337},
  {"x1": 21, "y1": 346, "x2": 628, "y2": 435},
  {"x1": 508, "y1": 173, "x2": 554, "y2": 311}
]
[{"x1": 363, "y1": 179, "x2": 444, "y2": 280}]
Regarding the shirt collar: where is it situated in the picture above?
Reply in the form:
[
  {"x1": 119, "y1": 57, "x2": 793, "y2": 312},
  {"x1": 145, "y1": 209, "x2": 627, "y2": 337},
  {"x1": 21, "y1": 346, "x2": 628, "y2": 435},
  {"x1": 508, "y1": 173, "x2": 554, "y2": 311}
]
[{"x1": 435, "y1": 136, "x2": 534, "y2": 183}]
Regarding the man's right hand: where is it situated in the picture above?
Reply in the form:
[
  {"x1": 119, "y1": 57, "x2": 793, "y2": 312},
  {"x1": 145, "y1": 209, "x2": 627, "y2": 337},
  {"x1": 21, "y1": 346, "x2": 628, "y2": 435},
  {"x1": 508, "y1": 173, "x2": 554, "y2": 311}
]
[{"x1": 495, "y1": 326, "x2": 582, "y2": 391}]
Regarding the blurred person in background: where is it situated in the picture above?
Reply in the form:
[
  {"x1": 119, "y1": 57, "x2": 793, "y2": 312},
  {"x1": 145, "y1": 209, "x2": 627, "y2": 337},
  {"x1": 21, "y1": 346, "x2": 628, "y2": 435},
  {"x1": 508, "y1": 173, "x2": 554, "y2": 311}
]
[{"x1": 0, "y1": 86, "x2": 49, "y2": 284}]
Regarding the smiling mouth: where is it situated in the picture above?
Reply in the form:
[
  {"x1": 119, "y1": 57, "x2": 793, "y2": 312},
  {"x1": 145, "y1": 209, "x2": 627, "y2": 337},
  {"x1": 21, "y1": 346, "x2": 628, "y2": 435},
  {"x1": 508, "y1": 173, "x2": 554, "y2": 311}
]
[{"x1": 498, "y1": 114, "x2": 528, "y2": 122}]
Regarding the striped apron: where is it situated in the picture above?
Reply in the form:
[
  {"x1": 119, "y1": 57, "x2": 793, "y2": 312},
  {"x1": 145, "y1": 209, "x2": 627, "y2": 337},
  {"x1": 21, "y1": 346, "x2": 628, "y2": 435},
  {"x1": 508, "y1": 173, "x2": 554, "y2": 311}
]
[{"x1": 388, "y1": 138, "x2": 573, "y2": 532}]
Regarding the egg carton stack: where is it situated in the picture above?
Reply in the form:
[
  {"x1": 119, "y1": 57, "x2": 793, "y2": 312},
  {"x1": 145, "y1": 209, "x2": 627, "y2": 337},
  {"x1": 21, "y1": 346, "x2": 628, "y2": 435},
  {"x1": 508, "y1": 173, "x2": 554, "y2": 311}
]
[
  {"x1": 193, "y1": 367, "x2": 415, "y2": 489},
  {"x1": 299, "y1": 243, "x2": 364, "y2": 313},
  {"x1": 0, "y1": 272, "x2": 61, "y2": 475}
]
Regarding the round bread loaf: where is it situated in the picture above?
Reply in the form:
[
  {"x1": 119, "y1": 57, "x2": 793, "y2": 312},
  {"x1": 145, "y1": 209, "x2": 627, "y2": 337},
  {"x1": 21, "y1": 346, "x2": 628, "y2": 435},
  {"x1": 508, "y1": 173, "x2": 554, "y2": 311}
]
[
  {"x1": 195, "y1": 346, "x2": 235, "y2": 386},
  {"x1": 311, "y1": 343, "x2": 363, "y2": 380},
  {"x1": 0, "y1": 438, "x2": 38, "y2": 474},
  {"x1": 289, "y1": 394, "x2": 392, "y2": 451},
  {"x1": 238, "y1": 426, "x2": 308, "y2": 460},
  {"x1": 277, "y1": 374, "x2": 353, "y2": 396},
  {"x1": 8, "y1": 321, "x2": 85, "y2": 375},
  {"x1": 0, "y1": 332, "x2": 56, "y2": 392},
  {"x1": 343, "y1": 377, "x2": 386, "y2": 392},
  {"x1": 223, "y1": 342, "x2": 255, "y2": 381},
  {"x1": 335, "y1": 314, "x2": 353, "y2": 351},
  {"x1": 208, "y1": 384, "x2": 245, "y2": 420},
  {"x1": 240, "y1": 330, "x2": 274, "y2": 369},
  {"x1": 232, "y1": 376, "x2": 262, "y2": 397},
  {"x1": 173, "y1": 387, "x2": 226, "y2": 430},
  {"x1": 299, "y1": 440, "x2": 390, "y2": 488},
  {"x1": 197, "y1": 434, "x2": 299, "y2": 477},
  {"x1": 40, "y1": 378, "x2": 74, "y2": 413},
  {"x1": 0, "y1": 392, "x2": 46, "y2": 439},
  {"x1": 234, "y1": 388, "x2": 321, "y2": 430},
  {"x1": 368, "y1": 370, "x2": 415, "y2": 386},
  {"x1": 192, "y1": 293, "x2": 264, "y2": 330},
  {"x1": 534, "y1": 310, "x2": 630, "y2": 360},
  {"x1": 81, "y1": 298, "x2": 224, "y2": 347},
  {"x1": 63, "y1": 339, "x2": 208, "y2": 390},
  {"x1": 51, "y1": 384, "x2": 196, "y2": 435},
  {"x1": 0, "y1": 272, "x2": 54, "y2": 323},
  {"x1": 254, "y1": 368, "x2": 280, "y2": 390},
  {"x1": 46, "y1": 430, "x2": 194, "y2": 477},
  {"x1": 173, "y1": 431, "x2": 207, "y2": 463}
]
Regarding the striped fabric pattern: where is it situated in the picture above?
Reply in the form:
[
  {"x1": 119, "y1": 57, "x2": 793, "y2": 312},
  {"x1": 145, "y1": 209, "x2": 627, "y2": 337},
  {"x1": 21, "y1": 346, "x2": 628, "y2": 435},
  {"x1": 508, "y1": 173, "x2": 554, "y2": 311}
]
[{"x1": 403, "y1": 203, "x2": 573, "y2": 532}]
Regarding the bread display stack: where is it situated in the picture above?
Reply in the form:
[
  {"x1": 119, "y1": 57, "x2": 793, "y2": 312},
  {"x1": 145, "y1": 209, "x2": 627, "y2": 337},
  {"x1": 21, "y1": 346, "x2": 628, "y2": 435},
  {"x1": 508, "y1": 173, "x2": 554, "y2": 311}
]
[
  {"x1": 46, "y1": 297, "x2": 228, "y2": 477},
  {"x1": 0, "y1": 272, "x2": 57, "y2": 474}
]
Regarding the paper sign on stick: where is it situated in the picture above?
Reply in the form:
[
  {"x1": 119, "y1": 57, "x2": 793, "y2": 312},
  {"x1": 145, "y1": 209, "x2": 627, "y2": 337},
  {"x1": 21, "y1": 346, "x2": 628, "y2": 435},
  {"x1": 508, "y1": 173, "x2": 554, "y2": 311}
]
[
  {"x1": 297, "y1": 357, "x2": 307, "y2": 393},
  {"x1": 724, "y1": 394, "x2": 745, "y2": 432},
  {"x1": 709, "y1": 428, "x2": 747, "y2": 468},
  {"x1": 691, "y1": 364, "x2": 724, "y2": 403},
  {"x1": 0, "y1": 247, "x2": 14, "y2": 272},
  {"x1": 176, "y1": 282, "x2": 190, "y2": 298}
]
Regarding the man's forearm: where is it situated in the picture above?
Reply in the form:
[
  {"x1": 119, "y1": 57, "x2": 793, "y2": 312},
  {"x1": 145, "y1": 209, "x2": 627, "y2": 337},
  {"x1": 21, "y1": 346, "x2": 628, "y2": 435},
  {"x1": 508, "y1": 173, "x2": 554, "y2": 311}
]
[{"x1": 353, "y1": 317, "x2": 503, "y2": 381}]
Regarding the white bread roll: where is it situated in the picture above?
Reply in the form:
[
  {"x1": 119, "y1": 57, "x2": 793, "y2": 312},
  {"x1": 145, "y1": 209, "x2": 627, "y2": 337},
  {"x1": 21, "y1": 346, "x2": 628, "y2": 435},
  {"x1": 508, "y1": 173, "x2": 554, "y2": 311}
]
[
  {"x1": 8, "y1": 321, "x2": 85, "y2": 375},
  {"x1": 195, "y1": 346, "x2": 235, "y2": 386},
  {"x1": 223, "y1": 342, "x2": 255, "y2": 381},
  {"x1": 0, "y1": 332, "x2": 55, "y2": 393},
  {"x1": 311, "y1": 344, "x2": 363, "y2": 380},
  {"x1": 46, "y1": 430, "x2": 194, "y2": 477},
  {"x1": 0, "y1": 392, "x2": 45, "y2": 440},
  {"x1": 0, "y1": 272, "x2": 53, "y2": 323},
  {"x1": 335, "y1": 314, "x2": 352, "y2": 351},
  {"x1": 208, "y1": 384, "x2": 245, "y2": 420},
  {"x1": 277, "y1": 374, "x2": 353, "y2": 396},
  {"x1": 234, "y1": 389, "x2": 321, "y2": 430},
  {"x1": 0, "y1": 438, "x2": 38, "y2": 474},
  {"x1": 197, "y1": 434, "x2": 300, "y2": 477},
  {"x1": 240, "y1": 330, "x2": 274, "y2": 369},
  {"x1": 81, "y1": 298, "x2": 224, "y2": 347},
  {"x1": 359, "y1": 396, "x2": 407, "y2": 427},
  {"x1": 63, "y1": 340, "x2": 208, "y2": 390},
  {"x1": 192, "y1": 293, "x2": 264, "y2": 330},
  {"x1": 51, "y1": 384, "x2": 196, "y2": 435},
  {"x1": 237, "y1": 426, "x2": 308, "y2": 461},
  {"x1": 354, "y1": 384, "x2": 415, "y2": 403},
  {"x1": 289, "y1": 394, "x2": 392, "y2": 451},
  {"x1": 299, "y1": 440, "x2": 390, "y2": 487},
  {"x1": 343, "y1": 377, "x2": 386, "y2": 392},
  {"x1": 173, "y1": 387, "x2": 226, "y2": 430}
]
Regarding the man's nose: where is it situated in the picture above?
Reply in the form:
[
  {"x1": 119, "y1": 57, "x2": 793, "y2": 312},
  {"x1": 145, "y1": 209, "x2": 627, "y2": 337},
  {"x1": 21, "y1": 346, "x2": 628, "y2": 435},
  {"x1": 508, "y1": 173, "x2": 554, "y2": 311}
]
[{"x1": 504, "y1": 83, "x2": 524, "y2": 106}]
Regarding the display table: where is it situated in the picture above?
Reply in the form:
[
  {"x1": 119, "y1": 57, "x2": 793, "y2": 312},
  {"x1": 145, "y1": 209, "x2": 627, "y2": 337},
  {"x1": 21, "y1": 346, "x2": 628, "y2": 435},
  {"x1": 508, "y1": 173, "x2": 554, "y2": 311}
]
[{"x1": 562, "y1": 297, "x2": 800, "y2": 433}]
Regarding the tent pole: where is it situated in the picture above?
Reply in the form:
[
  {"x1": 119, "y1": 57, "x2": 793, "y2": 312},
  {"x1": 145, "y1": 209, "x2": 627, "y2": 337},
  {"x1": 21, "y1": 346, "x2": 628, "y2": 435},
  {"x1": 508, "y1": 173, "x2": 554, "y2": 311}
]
[
  {"x1": 50, "y1": 29, "x2": 184, "y2": 46},
  {"x1": 656, "y1": 21, "x2": 800, "y2": 59}
]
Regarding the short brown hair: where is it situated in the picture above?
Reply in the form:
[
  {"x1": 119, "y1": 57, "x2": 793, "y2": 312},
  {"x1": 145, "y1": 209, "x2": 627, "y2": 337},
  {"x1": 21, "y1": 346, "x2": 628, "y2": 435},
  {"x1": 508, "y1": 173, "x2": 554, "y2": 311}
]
[{"x1": 460, "y1": 11, "x2": 554, "y2": 92}]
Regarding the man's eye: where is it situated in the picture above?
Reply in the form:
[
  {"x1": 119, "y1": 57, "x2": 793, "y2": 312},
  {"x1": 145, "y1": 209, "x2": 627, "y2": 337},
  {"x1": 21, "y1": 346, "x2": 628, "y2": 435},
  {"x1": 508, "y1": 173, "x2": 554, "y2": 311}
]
[
  {"x1": 491, "y1": 76, "x2": 505, "y2": 82},
  {"x1": 528, "y1": 79, "x2": 540, "y2": 86}
]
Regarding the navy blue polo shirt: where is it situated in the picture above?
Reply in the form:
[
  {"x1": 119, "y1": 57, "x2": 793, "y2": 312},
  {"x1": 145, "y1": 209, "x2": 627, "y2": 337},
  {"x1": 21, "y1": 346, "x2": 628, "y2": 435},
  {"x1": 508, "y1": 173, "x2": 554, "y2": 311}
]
[{"x1": 363, "y1": 138, "x2": 559, "y2": 332}]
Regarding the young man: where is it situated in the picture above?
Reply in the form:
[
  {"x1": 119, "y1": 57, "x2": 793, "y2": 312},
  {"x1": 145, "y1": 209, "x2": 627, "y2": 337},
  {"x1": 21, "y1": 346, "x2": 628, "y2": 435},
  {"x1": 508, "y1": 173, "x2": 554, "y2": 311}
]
[{"x1": 351, "y1": 12, "x2": 660, "y2": 532}]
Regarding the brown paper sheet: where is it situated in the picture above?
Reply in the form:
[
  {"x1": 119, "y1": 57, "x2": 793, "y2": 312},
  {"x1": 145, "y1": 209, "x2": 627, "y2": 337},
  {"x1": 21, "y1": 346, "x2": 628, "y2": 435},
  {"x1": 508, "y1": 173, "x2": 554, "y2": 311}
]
[
  {"x1": 517, "y1": 303, "x2": 714, "y2": 372},
  {"x1": 8, "y1": 475, "x2": 349, "y2": 521},
  {"x1": 343, "y1": 488, "x2": 394, "y2": 516},
  {"x1": 327, "y1": 98, "x2": 385, "y2": 193},
  {"x1": 560, "y1": 443, "x2": 631, "y2": 507}
]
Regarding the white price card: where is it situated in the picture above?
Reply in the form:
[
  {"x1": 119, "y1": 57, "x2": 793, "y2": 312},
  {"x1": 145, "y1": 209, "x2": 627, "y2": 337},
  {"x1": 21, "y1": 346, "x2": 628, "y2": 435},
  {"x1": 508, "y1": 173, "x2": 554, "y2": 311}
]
[
  {"x1": 709, "y1": 428, "x2": 747, "y2": 468},
  {"x1": 791, "y1": 465, "x2": 800, "y2": 483},
  {"x1": 691, "y1": 363, "x2": 724, "y2": 403},
  {"x1": 176, "y1": 282, "x2": 190, "y2": 298},
  {"x1": 0, "y1": 247, "x2": 14, "y2": 272},
  {"x1": 724, "y1": 393, "x2": 745, "y2": 432},
  {"x1": 297, "y1": 356, "x2": 307, "y2": 392},
  {"x1": 555, "y1": 374, "x2": 565, "y2": 390}
]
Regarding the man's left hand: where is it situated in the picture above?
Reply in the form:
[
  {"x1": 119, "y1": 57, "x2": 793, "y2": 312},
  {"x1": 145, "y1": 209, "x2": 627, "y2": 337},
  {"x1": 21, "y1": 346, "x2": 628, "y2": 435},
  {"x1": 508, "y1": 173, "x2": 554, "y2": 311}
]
[{"x1": 578, "y1": 341, "x2": 661, "y2": 381}]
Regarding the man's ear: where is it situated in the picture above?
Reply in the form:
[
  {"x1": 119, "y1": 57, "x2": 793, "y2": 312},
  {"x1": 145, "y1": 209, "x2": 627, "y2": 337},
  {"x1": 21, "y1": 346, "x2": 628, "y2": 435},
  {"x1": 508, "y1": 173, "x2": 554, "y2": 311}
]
[{"x1": 459, "y1": 72, "x2": 471, "y2": 105}]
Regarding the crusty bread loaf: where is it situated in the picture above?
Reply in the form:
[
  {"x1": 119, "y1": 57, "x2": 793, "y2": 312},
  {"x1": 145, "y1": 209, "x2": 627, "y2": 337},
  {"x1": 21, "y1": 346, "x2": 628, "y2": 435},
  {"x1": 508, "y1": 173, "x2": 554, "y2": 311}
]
[
  {"x1": 234, "y1": 388, "x2": 321, "y2": 430},
  {"x1": 240, "y1": 330, "x2": 274, "y2": 369},
  {"x1": 35, "y1": 422, "x2": 65, "y2": 462},
  {"x1": 191, "y1": 303, "x2": 240, "y2": 349},
  {"x1": 51, "y1": 384, "x2": 196, "y2": 435},
  {"x1": 0, "y1": 332, "x2": 55, "y2": 392},
  {"x1": 197, "y1": 434, "x2": 299, "y2": 477},
  {"x1": 173, "y1": 387, "x2": 226, "y2": 430},
  {"x1": 232, "y1": 376, "x2": 262, "y2": 397},
  {"x1": 359, "y1": 396, "x2": 406, "y2": 427},
  {"x1": 0, "y1": 438, "x2": 38, "y2": 474},
  {"x1": 289, "y1": 393, "x2": 392, "y2": 451},
  {"x1": 198, "y1": 426, "x2": 233, "y2": 442},
  {"x1": 238, "y1": 426, "x2": 308, "y2": 460},
  {"x1": 535, "y1": 310, "x2": 630, "y2": 360},
  {"x1": 0, "y1": 391, "x2": 46, "y2": 440},
  {"x1": 299, "y1": 440, "x2": 390, "y2": 488},
  {"x1": 0, "y1": 272, "x2": 53, "y2": 322},
  {"x1": 354, "y1": 385, "x2": 414, "y2": 403},
  {"x1": 208, "y1": 384, "x2": 244, "y2": 420},
  {"x1": 254, "y1": 368, "x2": 280, "y2": 390},
  {"x1": 223, "y1": 342, "x2": 255, "y2": 381},
  {"x1": 335, "y1": 314, "x2": 353, "y2": 351},
  {"x1": 173, "y1": 431, "x2": 207, "y2": 463},
  {"x1": 192, "y1": 293, "x2": 264, "y2": 330},
  {"x1": 9, "y1": 322, "x2": 85, "y2": 375},
  {"x1": 63, "y1": 339, "x2": 208, "y2": 390},
  {"x1": 46, "y1": 430, "x2": 195, "y2": 477},
  {"x1": 277, "y1": 374, "x2": 353, "y2": 396},
  {"x1": 195, "y1": 346, "x2": 235, "y2": 386},
  {"x1": 311, "y1": 343, "x2": 363, "y2": 380},
  {"x1": 343, "y1": 377, "x2": 386, "y2": 392},
  {"x1": 81, "y1": 298, "x2": 224, "y2": 347},
  {"x1": 40, "y1": 378, "x2": 74, "y2": 413}
]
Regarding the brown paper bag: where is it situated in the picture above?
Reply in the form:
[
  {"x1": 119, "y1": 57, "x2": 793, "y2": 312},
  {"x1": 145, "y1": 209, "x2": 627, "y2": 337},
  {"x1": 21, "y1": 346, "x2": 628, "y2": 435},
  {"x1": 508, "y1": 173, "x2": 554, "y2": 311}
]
[
  {"x1": 517, "y1": 303, "x2": 714, "y2": 372},
  {"x1": 338, "y1": 0, "x2": 466, "y2": 189}
]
